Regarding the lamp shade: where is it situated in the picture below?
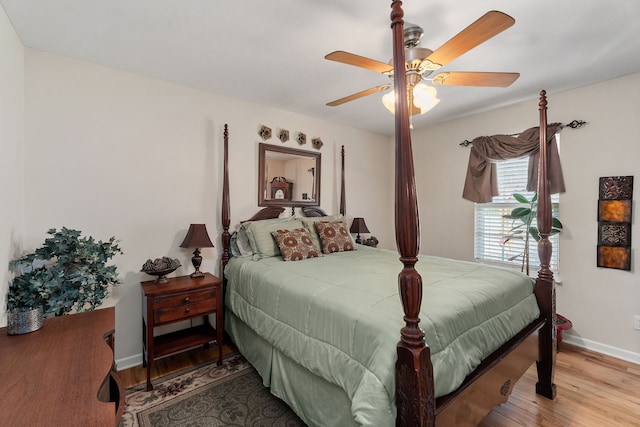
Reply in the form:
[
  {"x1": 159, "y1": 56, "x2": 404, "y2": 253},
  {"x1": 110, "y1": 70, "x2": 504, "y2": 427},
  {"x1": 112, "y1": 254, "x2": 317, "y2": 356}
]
[
  {"x1": 412, "y1": 83, "x2": 441, "y2": 113},
  {"x1": 350, "y1": 218, "x2": 370, "y2": 234},
  {"x1": 382, "y1": 83, "x2": 440, "y2": 115},
  {"x1": 180, "y1": 224, "x2": 214, "y2": 248}
]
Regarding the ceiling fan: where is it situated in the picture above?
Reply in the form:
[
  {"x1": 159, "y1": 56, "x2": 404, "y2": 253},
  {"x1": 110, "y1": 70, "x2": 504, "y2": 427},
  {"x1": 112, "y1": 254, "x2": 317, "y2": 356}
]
[{"x1": 325, "y1": 11, "x2": 520, "y2": 115}]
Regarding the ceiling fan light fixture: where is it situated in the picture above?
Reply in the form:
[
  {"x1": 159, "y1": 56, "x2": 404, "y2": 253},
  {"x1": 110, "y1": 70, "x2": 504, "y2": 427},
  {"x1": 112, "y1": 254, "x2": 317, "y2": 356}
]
[
  {"x1": 381, "y1": 90, "x2": 396, "y2": 114},
  {"x1": 413, "y1": 83, "x2": 440, "y2": 113},
  {"x1": 381, "y1": 83, "x2": 440, "y2": 115}
]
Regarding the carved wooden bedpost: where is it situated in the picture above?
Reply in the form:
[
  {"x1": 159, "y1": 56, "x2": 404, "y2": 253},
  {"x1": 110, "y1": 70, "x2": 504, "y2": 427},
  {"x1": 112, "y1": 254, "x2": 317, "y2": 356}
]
[
  {"x1": 221, "y1": 124, "x2": 231, "y2": 274},
  {"x1": 340, "y1": 145, "x2": 346, "y2": 216},
  {"x1": 391, "y1": 2, "x2": 435, "y2": 426},
  {"x1": 534, "y1": 91, "x2": 557, "y2": 399}
]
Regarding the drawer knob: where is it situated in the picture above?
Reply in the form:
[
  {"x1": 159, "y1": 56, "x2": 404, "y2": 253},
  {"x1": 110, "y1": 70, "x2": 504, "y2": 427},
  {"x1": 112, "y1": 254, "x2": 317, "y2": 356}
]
[
  {"x1": 184, "y1": 297, "x2": 190, "y2": 302},
  {"x1": 185, "y1": 308, "x2": 191, "y2": 313}
]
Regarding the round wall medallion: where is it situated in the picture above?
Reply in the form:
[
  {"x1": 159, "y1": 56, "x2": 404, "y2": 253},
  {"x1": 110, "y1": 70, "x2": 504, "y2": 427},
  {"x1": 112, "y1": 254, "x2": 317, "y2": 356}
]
[
  {"x1": 259, "y1": 125, "x2": 272, "y2": 141},
  {"x1": 279, "y1": 129, "x2": 289, "y2": 143}
]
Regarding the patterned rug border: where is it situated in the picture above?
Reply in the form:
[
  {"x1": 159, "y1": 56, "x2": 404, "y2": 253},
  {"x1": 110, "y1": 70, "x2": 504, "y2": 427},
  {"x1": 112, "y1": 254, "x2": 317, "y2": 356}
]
[
  {"x1": 137, "y1": 368, "x2": 253, "y2": 427},
  {"x1": 119, "y1": 353, "x2": 251, "y2": 427}
]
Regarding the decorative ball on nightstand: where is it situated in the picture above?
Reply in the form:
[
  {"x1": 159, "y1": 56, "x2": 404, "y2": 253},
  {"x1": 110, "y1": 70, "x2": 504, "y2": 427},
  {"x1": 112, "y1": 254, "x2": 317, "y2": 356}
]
[{"x1": 141, "y1": 257, "x2": 181, "y2": 284}]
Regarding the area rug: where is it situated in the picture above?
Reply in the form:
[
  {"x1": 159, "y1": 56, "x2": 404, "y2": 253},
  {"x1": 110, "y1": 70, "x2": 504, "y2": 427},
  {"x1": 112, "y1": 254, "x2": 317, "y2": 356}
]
[{"x1": 120, "y1": 354, "x2": 306, "y2": 426}]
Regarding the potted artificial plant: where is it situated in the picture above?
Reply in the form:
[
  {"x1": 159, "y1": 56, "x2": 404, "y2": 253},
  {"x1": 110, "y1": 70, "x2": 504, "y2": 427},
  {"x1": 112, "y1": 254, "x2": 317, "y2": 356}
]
[
  {"x1": 6, "y1": 227, "x2": 122, "y2": 335},
  {"x1": 503, "y1": 193, "x2": 563, "y2": 276}
]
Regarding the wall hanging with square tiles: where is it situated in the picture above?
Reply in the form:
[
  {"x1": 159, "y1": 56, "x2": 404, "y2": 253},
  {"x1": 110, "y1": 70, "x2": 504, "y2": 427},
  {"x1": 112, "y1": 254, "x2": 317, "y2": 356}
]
[{"x1": 597, "y1": 176, "x2": 633, "y2": 270}]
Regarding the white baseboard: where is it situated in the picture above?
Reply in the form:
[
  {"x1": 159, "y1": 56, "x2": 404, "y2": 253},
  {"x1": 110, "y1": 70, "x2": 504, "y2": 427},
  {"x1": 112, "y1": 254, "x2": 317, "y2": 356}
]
[
  {"x1": 116, "y1": 353, "x2": 143, "y2": 371},
  {"x1": 563, "y1": 333, "x2": 640, "y2": 365}
]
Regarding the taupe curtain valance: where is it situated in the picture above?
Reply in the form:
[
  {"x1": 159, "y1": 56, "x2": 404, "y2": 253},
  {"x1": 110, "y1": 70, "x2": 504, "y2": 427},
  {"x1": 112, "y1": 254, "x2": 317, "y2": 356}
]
[{"x1": 462, "y1": 123, "x2": 565, "y2": 203}]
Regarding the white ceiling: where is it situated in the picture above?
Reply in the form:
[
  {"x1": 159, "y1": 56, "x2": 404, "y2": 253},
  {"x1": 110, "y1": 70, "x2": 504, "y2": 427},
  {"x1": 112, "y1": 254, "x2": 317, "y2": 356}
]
[{"x1": 3, "y1": 0, "x2": 640, "y2": 136}]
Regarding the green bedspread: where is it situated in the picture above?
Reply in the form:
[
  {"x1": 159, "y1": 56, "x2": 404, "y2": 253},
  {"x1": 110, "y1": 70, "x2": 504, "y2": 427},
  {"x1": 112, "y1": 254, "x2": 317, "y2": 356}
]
[{"x1": 225, "y1": 245, "x2": 539, "y2": 426}]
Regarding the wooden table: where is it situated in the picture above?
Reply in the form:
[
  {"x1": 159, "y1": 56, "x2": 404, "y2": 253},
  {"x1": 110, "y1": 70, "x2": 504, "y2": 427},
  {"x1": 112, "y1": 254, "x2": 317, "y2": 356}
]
[
  {"x1": 0, "y1": 307, "x2": 123, "y2": 426},
  {"x1": 141, "y1": 272, "x2": 223, "y2": 390}
]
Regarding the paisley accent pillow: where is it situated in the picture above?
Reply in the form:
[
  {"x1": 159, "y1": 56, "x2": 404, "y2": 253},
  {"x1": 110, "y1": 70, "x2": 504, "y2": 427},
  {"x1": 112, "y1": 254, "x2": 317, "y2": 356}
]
[
  {"x1": 271, "y1": 228, "x2": 322, "y2": 261},
  {"x1": 314, "y1": 220, "x2": 355, "y2": 254},
  {"x1": 299, "y1": 214, "x2": 344, "y2": 251}
]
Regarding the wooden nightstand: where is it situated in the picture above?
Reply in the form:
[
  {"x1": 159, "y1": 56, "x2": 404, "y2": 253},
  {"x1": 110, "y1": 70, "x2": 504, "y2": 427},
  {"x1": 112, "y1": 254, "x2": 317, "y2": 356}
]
[{"x1": 141, "y1": 272, "x2": 223, "y2": 391}]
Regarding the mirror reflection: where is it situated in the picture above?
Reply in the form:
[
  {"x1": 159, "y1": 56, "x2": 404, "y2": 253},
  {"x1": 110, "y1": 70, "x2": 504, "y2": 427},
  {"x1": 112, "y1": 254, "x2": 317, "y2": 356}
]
[{"x1": 258, "y1": 143, "x2": 321, "y2": 207}]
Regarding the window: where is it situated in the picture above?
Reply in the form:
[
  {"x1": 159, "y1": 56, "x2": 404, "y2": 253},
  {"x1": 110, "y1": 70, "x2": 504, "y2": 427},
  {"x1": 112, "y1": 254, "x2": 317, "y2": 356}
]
[{"x1": 474, "y1": 155, "x2": 560, "y2": 274}]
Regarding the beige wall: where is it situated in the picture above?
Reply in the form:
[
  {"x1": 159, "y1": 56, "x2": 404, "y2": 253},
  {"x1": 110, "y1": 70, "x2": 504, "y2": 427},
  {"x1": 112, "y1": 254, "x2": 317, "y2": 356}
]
[
  {"x1": 23, "y1": 49, "x2": 393, "y2": 366},
  {"x1": 0, "y1": 5, "x2": 25, "y2": 326},
  {"x1": 8, "y1": 2, "x2": 639, "y2": 364},
  {"x1": 411, "y1": 74, "x2": 640, "y2": 363}
]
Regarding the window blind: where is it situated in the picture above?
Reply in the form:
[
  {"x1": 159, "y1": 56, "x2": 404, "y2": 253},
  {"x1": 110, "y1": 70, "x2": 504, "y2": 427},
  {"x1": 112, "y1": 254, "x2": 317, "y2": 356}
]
[{"x1": 474, "y1": 155, "x2": 560, "y2": 273}]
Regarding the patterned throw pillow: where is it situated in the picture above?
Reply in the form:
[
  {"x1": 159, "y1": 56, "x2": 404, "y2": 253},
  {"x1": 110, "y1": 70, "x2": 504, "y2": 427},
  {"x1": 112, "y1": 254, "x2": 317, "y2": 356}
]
[
  {"x1": 271, "y1": 228, "x2": 322, "y2": 261},
  {"x1": 299, "y1": 214, "x2": 344, "y2": 251},
  {"x1": 314, "y1": 220, "x2": 355, "y2": 254}
]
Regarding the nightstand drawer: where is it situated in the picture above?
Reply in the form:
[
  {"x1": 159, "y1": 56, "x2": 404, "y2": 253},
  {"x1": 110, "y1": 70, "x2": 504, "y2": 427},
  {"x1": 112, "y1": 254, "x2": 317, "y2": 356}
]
[
  {"x1": 155, "y1": 297, "x2": 217, "y2": 324},
  {"x1": 154, "y1": 288, "x2": 215, "y2": 309}
]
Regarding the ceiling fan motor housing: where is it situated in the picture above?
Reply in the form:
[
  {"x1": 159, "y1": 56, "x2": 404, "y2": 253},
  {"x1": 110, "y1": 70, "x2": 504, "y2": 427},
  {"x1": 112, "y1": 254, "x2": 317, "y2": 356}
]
[
  {"x1": 395, "y1": 24, "x2": 440, "y2": 79},
  {"x1": 403, "y1": 24, "x2": 424, "y2": 48}
]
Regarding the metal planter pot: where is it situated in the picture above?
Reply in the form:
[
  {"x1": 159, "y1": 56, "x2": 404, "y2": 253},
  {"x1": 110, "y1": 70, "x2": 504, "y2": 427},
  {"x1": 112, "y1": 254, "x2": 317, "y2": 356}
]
[{"x1": 7, "y1": 307, "x2": 44, "y2": 335}]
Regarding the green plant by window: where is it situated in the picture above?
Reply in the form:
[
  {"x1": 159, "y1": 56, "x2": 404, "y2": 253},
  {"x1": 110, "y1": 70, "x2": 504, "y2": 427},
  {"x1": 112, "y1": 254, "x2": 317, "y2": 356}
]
[
  {"x1": 503, "y1": 193, "x2": 563, "y2": 275},
  {"x1": 7, "y1": 227, "x2": 122, "y2": 316}
]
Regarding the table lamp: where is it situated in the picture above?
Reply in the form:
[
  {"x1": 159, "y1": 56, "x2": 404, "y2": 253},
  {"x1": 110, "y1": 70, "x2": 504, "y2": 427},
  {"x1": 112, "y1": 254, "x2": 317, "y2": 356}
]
[
  {"x1": 180, "y1": 224, "x2": 214, "y2": 278},
  {"x1": 350, "y1": 217, "x2": 370, "y2": 244}
]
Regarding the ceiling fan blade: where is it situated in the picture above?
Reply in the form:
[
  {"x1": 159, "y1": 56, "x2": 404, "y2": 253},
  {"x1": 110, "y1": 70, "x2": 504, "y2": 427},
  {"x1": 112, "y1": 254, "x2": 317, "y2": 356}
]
[
  {"x1": 326, "y1": 85, "x2": 391, "y2": 106},
  {"x1": 432, "y1": 71, "x2": 520, "y2": 87},
  {"x1": 426, "y1": 11, "x2": 515, "y2": 68},
  {"x1": 325, "y1": 51, "x2": 394, "y2": 74}
]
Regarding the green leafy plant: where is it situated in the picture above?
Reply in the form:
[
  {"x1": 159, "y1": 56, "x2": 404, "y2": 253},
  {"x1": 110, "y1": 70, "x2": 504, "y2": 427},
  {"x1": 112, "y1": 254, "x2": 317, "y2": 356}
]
[
  {"x1": 7, "y1": 227, "x2": 122, "y2": 316},
  {"x1": 503, "y1": 193, "x2": 563, "y2": 275}
]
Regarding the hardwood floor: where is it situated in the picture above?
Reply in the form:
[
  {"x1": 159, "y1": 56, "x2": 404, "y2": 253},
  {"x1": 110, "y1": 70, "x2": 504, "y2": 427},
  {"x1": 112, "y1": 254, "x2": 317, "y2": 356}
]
[
  {"x1": 118, "y1": 343, "x2": 640, "y2": 426},
  {"x1": 479, "y1": 344, "x2": 640, "y2": 427},
  {"x1": 117, "y1": 343, "x2": 236, "y2": 389}
]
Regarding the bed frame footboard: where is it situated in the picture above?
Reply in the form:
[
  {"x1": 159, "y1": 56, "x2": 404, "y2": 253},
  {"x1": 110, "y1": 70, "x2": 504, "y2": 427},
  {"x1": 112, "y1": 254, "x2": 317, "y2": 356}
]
[
  {"x1": 389, "y1": 2, "x2": 556, "y2": 426},
  {"x1": 435, "y1": 319, "x2": 543, "y2": 426}
]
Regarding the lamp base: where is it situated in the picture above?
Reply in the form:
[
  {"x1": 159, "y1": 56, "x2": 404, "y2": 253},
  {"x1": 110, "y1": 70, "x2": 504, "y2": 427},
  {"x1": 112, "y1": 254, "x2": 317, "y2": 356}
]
[
  {"x1": 190, "y1": 248, "x2": 205, "y2": 278},
  {"x1": 355, "y1": 233, "x2": 362, "y2": 244}
]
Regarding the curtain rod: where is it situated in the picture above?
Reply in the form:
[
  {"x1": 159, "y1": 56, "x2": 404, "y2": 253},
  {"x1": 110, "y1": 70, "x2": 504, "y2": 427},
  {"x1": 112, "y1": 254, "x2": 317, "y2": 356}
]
[{"x1": 459, "y1": 119, "x2": 587, "y2": 147}]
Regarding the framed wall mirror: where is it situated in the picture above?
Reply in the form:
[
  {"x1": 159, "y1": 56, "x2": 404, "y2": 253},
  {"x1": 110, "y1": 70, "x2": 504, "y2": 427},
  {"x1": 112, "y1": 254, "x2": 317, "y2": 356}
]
[{"x1": 258, "y1": 143, "x2": 321, "y2": 207}]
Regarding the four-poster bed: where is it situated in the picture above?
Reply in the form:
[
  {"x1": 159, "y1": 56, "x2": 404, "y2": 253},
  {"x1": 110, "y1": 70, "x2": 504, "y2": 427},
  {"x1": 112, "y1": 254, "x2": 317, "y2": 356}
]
[{"x1": 219, "y1": 3, "x2": 556, "y2": 426}]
